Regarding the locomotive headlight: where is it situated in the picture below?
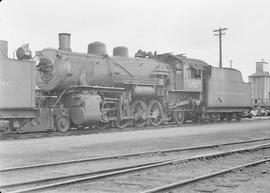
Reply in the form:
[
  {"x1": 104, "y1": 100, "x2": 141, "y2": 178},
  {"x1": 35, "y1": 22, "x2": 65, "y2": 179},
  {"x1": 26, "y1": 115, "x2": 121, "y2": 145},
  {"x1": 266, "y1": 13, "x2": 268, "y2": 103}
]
[{"x1": 34, "y1": 56, "x2": 40, "y2": 66}]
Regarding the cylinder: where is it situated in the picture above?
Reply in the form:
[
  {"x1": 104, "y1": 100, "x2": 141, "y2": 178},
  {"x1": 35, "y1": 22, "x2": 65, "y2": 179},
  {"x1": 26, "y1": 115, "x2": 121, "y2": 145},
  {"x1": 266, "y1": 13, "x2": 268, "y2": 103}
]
[
  {"x1": 87, "y1": 41, "x2": 107, "y2": 56},
  {"x1": 113, "y1": 46, "x2": 129, "y2": 57},
  {"x1": 58, "y1": 33, "x2": 71, "y2": 52},
  {"x1": 0, "y1": 40, "x2": 8, "y2": 56},
  {"x1": 70, "y1": 94, "x2": 102, "y2": 125}
]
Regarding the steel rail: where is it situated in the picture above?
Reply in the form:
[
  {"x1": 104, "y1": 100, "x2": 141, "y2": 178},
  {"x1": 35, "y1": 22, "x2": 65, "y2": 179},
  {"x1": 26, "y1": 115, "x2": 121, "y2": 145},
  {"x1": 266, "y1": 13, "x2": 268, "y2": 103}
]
[
  {"x1": 1, "y1": 137, "x2": 270, "y2": 172},
  {"x1": 141, "y1": 157, "x2": 270, "y2": 193},
  {"x1": 1, "y1": 118, "x2": 269, "y2": 140},
  {"x1": 0, "y1": 159, "x2": 167, "y2": 189},
  {"x1": 4, "y1": 143, "x2": 270, "y2": 193}
]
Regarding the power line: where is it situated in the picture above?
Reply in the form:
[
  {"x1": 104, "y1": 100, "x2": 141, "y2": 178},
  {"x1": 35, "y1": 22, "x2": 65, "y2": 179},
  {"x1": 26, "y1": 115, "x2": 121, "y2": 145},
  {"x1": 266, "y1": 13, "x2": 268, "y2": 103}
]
[{"x1": 213, "y1": 27, "x2": 228, "y2": 68}]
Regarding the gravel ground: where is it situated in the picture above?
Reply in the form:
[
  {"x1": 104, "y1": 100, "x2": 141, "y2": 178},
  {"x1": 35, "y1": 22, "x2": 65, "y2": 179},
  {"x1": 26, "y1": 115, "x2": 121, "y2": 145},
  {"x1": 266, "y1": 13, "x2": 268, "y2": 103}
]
[
  {"x1": 1, "y1": 119, "x2": 270, "y2": 168},
  {"x1": 0, "y1": 119, "x2": 269, "y2": 192},
  {"x1": 176, "y1": 156, "x2": 270, "y2": 193},
  {"x1": 1, "y1": 139, "x2": 269, "y2": 188}
]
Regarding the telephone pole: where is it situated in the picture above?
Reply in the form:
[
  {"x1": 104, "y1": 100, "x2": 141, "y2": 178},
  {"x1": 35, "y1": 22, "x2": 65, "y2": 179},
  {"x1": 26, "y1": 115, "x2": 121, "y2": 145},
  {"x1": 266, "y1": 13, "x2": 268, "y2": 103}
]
[{"x1": 213, "y1": 27, "x2": 228, "y2": 68}]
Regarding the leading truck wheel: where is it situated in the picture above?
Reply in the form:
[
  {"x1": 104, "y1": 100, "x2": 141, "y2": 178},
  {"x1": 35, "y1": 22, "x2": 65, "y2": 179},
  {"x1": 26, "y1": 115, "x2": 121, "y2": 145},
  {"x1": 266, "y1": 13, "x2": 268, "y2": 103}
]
[
  {"x1": 174, "y1": 111, "x2": 185, "y2": 125},
  {"x1": 56, "y1": 116, "x2": 70, "y2": 132}
]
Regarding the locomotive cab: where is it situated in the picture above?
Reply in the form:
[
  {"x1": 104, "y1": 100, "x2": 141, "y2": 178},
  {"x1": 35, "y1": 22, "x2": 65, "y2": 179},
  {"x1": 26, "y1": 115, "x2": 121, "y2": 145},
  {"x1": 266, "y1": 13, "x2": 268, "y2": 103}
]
[
  {"x1": 155, "y1": 53, "x2": 206, "y2": 92},
  {"x1": 154, "y1": 53, "x2": 207, "y2": 123}
]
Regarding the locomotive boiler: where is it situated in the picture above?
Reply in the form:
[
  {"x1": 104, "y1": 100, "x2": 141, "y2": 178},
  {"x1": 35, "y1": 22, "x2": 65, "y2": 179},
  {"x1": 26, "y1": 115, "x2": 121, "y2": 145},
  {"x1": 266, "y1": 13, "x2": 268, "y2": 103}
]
[{"x1": 34, "y1": 33, "x2": 251, "y2": 132}]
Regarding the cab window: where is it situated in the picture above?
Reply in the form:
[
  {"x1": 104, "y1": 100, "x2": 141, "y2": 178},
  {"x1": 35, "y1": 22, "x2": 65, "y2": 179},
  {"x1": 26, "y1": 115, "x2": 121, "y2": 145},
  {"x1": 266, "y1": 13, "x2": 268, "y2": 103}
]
[{"x1": 190, "y1": 68, "x2": 201, "y2": 79}]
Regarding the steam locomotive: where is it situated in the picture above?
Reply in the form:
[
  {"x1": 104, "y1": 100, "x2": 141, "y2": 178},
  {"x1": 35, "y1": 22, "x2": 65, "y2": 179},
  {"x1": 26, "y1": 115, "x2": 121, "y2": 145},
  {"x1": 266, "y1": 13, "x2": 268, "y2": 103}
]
[{"x1": 0, "y1": 33, "x2": 251, "y2": 133}]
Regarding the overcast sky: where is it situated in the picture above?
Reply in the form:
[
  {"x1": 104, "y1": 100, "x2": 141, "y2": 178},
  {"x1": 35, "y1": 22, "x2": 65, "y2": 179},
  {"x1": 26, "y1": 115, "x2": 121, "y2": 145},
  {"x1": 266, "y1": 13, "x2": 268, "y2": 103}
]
[{"x1": 0, "y1": 0, "x2": 269, "y2": 81}]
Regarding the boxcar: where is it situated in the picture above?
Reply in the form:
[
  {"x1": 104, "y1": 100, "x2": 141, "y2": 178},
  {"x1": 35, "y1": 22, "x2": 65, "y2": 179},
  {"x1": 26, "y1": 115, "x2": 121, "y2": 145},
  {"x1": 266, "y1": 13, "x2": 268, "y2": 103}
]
[{"x1": 0, "y1": 43, "x2": 38, "y2": 131}]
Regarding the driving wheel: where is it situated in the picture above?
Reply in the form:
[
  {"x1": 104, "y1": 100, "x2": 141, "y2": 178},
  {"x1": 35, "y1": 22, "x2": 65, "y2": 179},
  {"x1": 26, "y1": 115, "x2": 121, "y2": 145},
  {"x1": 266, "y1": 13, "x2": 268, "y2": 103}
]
[
  {"x1": 131, "y1": 100, "x2": 147, "y2": 127},
  {"x1": 148, "y1": 100, "x2": 164, "y2": 126}
]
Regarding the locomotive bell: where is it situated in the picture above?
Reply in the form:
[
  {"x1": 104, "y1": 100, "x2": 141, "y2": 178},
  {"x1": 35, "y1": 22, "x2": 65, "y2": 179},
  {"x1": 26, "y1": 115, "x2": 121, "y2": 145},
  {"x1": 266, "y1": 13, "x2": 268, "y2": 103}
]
[
  {"x1": 113, "y1": 46, "x2": 129, "y2": 57},
  {"x1": 87, "y1": 41, "x2": 107, "y2": 56},
  {"x1": 58, "y1": 33, "x2": 72, "y2": 52}
]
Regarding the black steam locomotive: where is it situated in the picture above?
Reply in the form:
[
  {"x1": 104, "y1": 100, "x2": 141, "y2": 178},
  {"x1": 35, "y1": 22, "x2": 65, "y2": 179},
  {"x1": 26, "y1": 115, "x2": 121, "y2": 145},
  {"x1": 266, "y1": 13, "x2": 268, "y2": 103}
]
[{"x1": 0, "y1": 33, "x2": 251, "y2": 132}]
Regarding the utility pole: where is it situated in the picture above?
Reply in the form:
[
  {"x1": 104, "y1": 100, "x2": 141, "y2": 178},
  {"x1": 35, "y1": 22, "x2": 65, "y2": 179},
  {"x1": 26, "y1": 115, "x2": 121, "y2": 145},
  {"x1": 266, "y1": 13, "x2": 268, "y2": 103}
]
[
  {"x1": 213, "y1": 27, "x2": 228, "y2": 68},
  {"x1": 229, "y1": 60, "x2": 233, "y2": 68}
]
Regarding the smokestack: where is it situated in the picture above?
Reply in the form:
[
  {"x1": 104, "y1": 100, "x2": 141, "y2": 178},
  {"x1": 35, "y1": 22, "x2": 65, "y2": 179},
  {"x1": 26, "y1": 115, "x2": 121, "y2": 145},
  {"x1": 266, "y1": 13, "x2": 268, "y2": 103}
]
[
  {"x1": 58, "y1": 33, "x2": 71, "y2": 52},
  {"x1": 0, "y1": 40, "x2": 8, "y2": 56}
]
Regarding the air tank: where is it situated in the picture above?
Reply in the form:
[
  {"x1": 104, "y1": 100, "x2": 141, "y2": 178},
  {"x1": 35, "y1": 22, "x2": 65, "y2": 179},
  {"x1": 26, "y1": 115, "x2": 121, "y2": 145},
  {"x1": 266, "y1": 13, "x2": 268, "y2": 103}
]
[
  {"x1": 113, "y1": 46, "x2": 129, "y2": 57},
  {"x1": 87, "y1": 41, "x2": 107, "y2": 56},
  {"x1": 58, "y1": 33, "x2": 72, "y2": 52}
]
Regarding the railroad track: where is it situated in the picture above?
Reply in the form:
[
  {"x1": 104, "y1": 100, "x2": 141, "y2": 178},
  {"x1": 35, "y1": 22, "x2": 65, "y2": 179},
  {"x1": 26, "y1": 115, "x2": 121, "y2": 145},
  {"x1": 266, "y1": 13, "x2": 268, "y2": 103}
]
[
  {"x1": 0, "y1": 121, "x2": 204, "y2": 140},
  {"x1": 141, "y1": 157, "x2": 270, "y2": 193},
  {"x1": 1, "y1": 138, "x2": 270, "y2": 193},
  {"x1": 0, "y1": 117, "x2": 264, "y2": 140}
]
